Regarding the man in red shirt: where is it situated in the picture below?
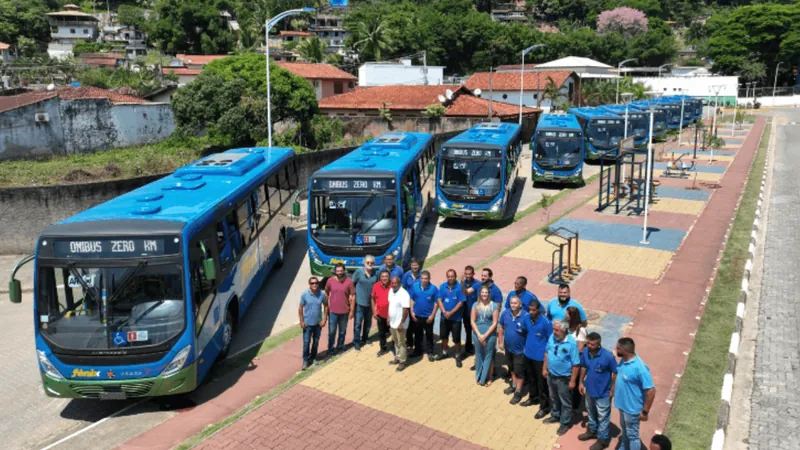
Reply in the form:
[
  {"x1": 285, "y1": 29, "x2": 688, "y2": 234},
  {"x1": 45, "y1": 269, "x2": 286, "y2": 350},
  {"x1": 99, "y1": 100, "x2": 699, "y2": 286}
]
[
  {"x1": 372, "y1": 269, "x2": 392, "y2": 357},
  {"x1": 324, "y1": 263, "x2": 355, "y2": 356}
]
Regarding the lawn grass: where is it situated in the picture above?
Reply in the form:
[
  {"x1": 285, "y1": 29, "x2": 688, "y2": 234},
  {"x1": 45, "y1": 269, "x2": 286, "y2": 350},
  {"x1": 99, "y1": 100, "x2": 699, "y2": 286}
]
[
  {"x1": 664, "y1": 119, "x2": 770, "y2": 448},
  {"x1": 0, "y1": 140, "x2": 203, "y2": 187}
]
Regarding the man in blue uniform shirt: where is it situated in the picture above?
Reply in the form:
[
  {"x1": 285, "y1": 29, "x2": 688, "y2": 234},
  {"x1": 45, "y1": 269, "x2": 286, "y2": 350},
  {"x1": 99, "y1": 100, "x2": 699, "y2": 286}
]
[
  {"x1": 522, "y1": 300, "x2": 553, "y2": 419},
  {"x1": 401, "y1": 258, "x2": 422, "y2": 351},
  {"x1": 409, "y1": 270, "x2": 439, "y2": 362},
  {"x1": 436, "y1": 269, "x2": 466, "y2": 367},
  {"x1": 461, "y1": 265, "x2": 482, "y2": 357},
  {"x1": 504, "y1": 276, "x2": 543, "y2": 311},
  {"x1": 546, "y1": 284, "x2": 588, "y2": 327},
  {"x1": 481, "y1": 267, "x2": 503, "y2": 305},
  {"x1": 379, "y1": 253, "x2": 404, "y2": 280},
  {"x1": 614, "y1": 338, "x2": 656, "y2": 450},
  {"x1": 498, "y1": 296, "x2": 529, "y2": 405},
  {"x1": 579, "y1": 332, "x2": 618, "y2": 450},
  {"x1": 542, "y1": 319, "x2": 581, "y2": 436}
]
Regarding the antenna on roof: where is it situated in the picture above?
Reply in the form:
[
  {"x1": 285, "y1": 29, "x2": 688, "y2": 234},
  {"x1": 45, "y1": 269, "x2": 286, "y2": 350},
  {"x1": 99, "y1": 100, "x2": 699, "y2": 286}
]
[
  {"x1": 438, "y1": 94, "x2": 446, "y2": 103},
  {"x1": 445, "y1": 89, "x2": 454, "y2": 100},
  {"x1": 474, "y1": 88, "x2": 482, "y2": 97}
]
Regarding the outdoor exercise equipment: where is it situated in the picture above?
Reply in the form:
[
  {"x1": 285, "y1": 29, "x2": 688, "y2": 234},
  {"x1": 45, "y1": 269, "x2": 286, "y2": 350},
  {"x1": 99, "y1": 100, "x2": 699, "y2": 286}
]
[
  {"x1": 545, "y1": 227, "x2": 582, "y2": 284},
  {"x1": 597, "y1": 137, "x2": 658, "y2": 214},
  {"x1": 662, "y1": 153, "x2": 696, "y2": 178}
]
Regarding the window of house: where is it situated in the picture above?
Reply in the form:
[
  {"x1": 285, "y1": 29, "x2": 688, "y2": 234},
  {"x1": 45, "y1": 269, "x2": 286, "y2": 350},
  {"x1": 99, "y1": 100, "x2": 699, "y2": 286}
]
[
  {"x1": 502, "y1": 94, "x2": 508, "y2": 100},
  {"x1": 51, "y1": 27, "x2": 58, "y2": 33},
  {"x1": 334, "y1": 82, "x2": 343, "y2": 94},
  {"x1": 70, "y1": 29, "x2": 76, "y2": 34},
  {"x1": 312, "y1": 80, "x2": 320, "y2": 87},
  {"x1": 348, "y1": 81, "x2": 354, "y2": 89}
]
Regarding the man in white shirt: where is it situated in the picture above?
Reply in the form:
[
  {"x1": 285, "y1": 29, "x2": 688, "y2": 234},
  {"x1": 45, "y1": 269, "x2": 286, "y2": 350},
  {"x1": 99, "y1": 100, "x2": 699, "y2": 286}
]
[{"x1": 388, "y1": 276, "x2": 411, "y2": 372}]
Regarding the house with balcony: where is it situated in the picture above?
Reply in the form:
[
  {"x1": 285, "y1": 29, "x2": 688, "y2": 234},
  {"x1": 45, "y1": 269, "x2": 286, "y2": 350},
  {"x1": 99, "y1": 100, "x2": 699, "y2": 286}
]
[
  {"x1": 101, "y1": 26, "x2": 147, "y2": 60},
  {"x1": 46, "y1": 4, "x2": 100, "y2": 59},
  {"x1": 491, "y1": 1, "x2": 529, "y2": 23},
  {"x1": 309, "y1": 13, "x2": 350, "y2": 54}
]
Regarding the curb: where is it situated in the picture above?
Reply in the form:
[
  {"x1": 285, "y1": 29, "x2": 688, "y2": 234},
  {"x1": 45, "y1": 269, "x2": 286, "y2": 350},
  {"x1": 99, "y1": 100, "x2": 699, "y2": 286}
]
[{"x1": 710, "y1": 125, "x2": 769, "y2": 450}]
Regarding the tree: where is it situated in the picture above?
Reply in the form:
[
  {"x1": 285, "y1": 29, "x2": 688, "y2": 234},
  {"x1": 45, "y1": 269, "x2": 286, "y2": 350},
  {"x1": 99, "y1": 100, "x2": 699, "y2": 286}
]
[
  {"x1": 352, "y1": 17, "x2": 394, "y2": 62},
  {"x1": 171, "y1": 73, "x2": 248, "y2": 134},
  {"x1": 150, "y1": 0, "x2": 237, "y2": 54},
  {"x1": 542, "y1": 76, "x2": 562, "y2": 109},
  {"x1": 118, "y1": 5, "x2": 147, "y2": 31},
  {"x1": 0, "y1": 0, "x2": 51, "y2": 52},
  {"x1": 297, "y1": 36, "x2": 326, "y2": 63},
  {"x1": 597, "y1": 7, "x2": 649, "y2": 36}
]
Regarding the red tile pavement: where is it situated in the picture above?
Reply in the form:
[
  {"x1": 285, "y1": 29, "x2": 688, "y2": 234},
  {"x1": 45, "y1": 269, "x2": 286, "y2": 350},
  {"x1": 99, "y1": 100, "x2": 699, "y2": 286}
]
[
  {"x1": 571, "y1": 203, "x2": 701, "y2": 232},
  {"x1": 193, "y1": 385, "x2": 487, "y2": 450},
  {"x1": 487, "y1": 257, "x2": 553, "y2": 291},
  {"x1": 569, "y1": 270, "x2": 656, "y2": 318}
]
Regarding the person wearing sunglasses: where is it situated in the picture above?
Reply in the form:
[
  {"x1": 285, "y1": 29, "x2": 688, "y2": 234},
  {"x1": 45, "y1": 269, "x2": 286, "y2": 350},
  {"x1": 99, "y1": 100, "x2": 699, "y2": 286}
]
[
  {"x1": 352, "y1": 255, "x2": 378, "y2": 351},
  {"x1": 299, "y1": 276, "x2": 327, "y2": 370}
]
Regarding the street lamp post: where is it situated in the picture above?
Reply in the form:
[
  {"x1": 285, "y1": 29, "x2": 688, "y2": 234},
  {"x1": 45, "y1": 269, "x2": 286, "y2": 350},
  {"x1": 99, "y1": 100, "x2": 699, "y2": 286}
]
[
  {"x1": 616, "y1": 58, "x2": 637, "y2": 104},
  {"x1": 621, "y1": 92, "x2": 633, "y2": 187},
  {"x1": 773, "y1": 61, "x2": 784, "y2": 108},
  {"x1": 658, "y1": 63, "x2": 670, "y2": 78},
  {"x1": 641, "y1": 91, "x2": 661, "y2": 245},
  {"x1": 677, "y1": 89, "x2": 686, "y2": 147},
  {"x1": 519, "y1": 44, "x2": 545, "y2": 125},
  {"x1": 266, "y1": 7, "x2": 316, "y2": 148},
  {"x1": 731, "y1": 89, "x2": 738, "y2": 137},
  {"x1": 708, "y1": 84, "x2": 723, "y2": 163}
]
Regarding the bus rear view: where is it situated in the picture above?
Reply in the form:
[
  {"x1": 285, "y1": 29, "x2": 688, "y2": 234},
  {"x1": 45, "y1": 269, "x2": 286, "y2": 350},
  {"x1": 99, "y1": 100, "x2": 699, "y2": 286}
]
[
  {"x1": 532, "y1": 113, "x2": 584, "y2": 184},
  {"x1": 436, "y1": 122, "x2": 521, "y2": 220},
  {"x1": 307, "y1": 132, "x2": 436, "y2": 276}
]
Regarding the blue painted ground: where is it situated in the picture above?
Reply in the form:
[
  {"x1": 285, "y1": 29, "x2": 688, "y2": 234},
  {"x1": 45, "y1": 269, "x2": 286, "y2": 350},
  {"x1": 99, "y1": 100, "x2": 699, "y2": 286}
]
[
  {"x1": 722, "y1": 138, "x2": 744, "y2": 145},
  {"x1": 656, "y1": 186, "x2": 712, "y2": 201},
  {"x1": 595, "y1": 313, "x2": 631, "y2": 353},
  {"x1": 654, "y1": 162, "x2": 727, "y2": 173},
  {"x1": 551, "y1": 217, "x2": 687, "y2": 252},
  {"x1": 669, "y1": 148, "x2": 736, "y2": 156}
]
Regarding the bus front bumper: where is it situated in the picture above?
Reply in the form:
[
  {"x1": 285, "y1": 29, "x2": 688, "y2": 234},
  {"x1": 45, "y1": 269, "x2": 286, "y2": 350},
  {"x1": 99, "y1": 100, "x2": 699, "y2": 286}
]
[
  {"x1": 532, "y1": 172, "x2": 583, "y2": 185},
  {"x1": 437, "y1": 206, "x2": 503, "y2": 221},
  {"x1": 41, "y1": 363, "x2": 197, "y2": 399}
]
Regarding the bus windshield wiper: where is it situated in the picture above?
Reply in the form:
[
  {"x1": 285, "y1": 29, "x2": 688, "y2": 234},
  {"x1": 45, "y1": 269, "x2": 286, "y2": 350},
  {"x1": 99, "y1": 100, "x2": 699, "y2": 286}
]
[
  {"x1": 66, "y1": 263, "x2": 101, "y2": 306},
  {"x1": 351, "y1": 193, "x2": 378, "y2": 228}
]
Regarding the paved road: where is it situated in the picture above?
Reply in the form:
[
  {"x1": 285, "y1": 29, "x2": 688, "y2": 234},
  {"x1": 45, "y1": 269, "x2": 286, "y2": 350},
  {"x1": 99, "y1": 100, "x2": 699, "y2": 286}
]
[
  {"x1": 0, "y1": 150, "x2": 601, "y2": 450},
  {"x1": 748, "y1": 110, "x2": 800, "y2": 450}
]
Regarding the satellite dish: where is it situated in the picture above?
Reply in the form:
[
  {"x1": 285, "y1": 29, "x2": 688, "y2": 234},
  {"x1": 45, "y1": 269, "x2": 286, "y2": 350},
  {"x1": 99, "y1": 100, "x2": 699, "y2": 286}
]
[
  {"x1": 437, "y1": 94, "x2": 446, "y2": 103},
  {"x1": 47, "y1": 83, "x2": 56, "y2": 91},
  {"x1": 474, "y1": 88, "x2": 482, "y2": 97},
  {"x1": 445, "y1": 89, "x2": 453, "y2": 100}
]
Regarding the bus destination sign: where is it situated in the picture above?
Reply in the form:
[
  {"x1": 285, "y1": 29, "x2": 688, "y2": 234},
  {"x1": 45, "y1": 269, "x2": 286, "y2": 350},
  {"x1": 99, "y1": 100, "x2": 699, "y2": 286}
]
[
  {"x1": 314, "y1": 178, "x2": 394, "y2": 191},
  {"x1": 444, "y1": 148, "x2": 502, "y2": 159},
  {"x1": 52, "y1": 238, "x2": 177, "y2": 259}
]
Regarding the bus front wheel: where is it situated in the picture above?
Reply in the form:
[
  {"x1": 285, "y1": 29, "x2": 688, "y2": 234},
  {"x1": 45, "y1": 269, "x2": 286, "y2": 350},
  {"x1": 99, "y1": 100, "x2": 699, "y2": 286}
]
[
  {"x1": 276, "y1": 229, "x2": 286, "y2": 268},
  {"x1": 219, "y1": 309, "x2": 234, "y2": 359}
]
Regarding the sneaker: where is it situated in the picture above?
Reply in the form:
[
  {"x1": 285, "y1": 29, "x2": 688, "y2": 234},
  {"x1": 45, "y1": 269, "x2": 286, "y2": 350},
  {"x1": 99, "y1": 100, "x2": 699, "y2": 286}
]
[
  {"x1": 590, "y1": 439, "x2": 611, "y2": 450},
  {"x1": 510, "y1": 392, "x2": 523, "y2": 405},
  {"x1": 388, "y1": 359, "x2": 400, "y2": 365},
  {"x1": 578, "y1": 430, "x2": 598, "y2": 441},
  {"x1": 455, "y1": 357, "x2": 463, "y2": 368},
  {"x1": 396, "y1": 363, "x2": 406, "y2": 372},
  {"x1": 434, "y1": 353, "x2": 448, "y2": 361},
  {"x1": 534, "y1": 409, "x2": 550, "y2": 420},
  {"x1": 542, "y1": 416, "x2": 560, "y2": 424},
  {"x1": 354, "y1": 346, "x2": 361, "y2": 352},
  {"x1": 503, "y1": 386, "x2": 516, "y2": 395},
  {"x1": 520, "y1": 398, "x2": 539, "y2": 407},
  {"x1": 427, "y1": 354, "x2": 435, "y2": 362},
  {"x1": 301, "y1": 361, "x2": 309, "y2": 371},
  {"x1": 376, "y1": 349, "x2": 388, "y2": 357},
  {"x1": 556, "y1": 424, "x2": 570, "y2": 436}
]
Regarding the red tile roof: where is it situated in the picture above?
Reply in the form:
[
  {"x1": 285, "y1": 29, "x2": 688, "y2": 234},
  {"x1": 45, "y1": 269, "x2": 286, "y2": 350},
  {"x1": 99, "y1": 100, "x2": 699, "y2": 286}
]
[
  {"x1": 279, "y1": 30, "x2": 315, "y2": 37},
  {"x1": 80, "y1": 58, "x2": 118, "y2": 67},
  {"x1": 496, "y1": 64, "x2": 538, "y2": 71},
  {"x1": 0, "y1": 86, "x2": 148, "y2": 113},
  {"x1": 78, "y1": 52, "x2": 125, "y2": 59},
  {"x1": 0, "y1": 42, "x2": 9, "y2": 51},
  {"x1": 162, "y1": 67, "x2": 202, "y2": 76},
  {"x1": 318, "y1": 85, "x2": 539, "y2": 118},
  {"x1": 464, "y1": 70, "x2": 574, "y2": 91},
  {"x1": 175, "y1": 54, "x2": 228, "y2": 66},
  {"x1": 276, "y1": 62, "x2": 356, "y2": 81}
]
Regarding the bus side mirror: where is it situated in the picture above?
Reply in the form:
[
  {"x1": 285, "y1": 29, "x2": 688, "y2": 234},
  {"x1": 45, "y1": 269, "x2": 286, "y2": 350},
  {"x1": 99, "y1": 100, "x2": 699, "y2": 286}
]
[
  {"x1": 8, "y1": 279, "x2": 21, "y2": 304},
  {"x1": 292, "y1": 201, "x2": 300, "y2": 217},
  {"x1": 203, "y1": 259, "x2": 216, "y2": 281}
]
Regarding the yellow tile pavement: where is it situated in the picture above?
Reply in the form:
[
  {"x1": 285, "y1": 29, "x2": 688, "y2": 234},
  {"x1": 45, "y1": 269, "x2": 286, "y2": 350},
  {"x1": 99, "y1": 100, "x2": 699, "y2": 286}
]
[
  {"x1": 302, "y1": 349, "x2": 559, "y2": 450},
  {"x1": 506, "y1": 237, "x2": 673, "y2": 280},
  {"x1": 649, "y1": 197, "x2": 706, "y2": 215}
]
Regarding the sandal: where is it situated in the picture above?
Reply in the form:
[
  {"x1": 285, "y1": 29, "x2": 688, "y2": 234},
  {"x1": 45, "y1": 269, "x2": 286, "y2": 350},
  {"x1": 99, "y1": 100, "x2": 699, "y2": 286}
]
[{"x1": 486, "y1": 380, "x2": 493, "y2": 387}]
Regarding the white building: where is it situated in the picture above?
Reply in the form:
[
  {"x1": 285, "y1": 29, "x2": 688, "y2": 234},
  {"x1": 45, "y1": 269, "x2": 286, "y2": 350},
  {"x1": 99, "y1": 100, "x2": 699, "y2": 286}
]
[
  {"x1": 46, "y1": 5, "x2": 100, "y2": 59},
  {"x1": 358, "y1": 59, "x2": 445, "y2": 87},
  {"x1": 521, "y1": 56, "x2": 619, "y2": 80},
  {"x1": 464, "y1": 70, "x2": 580, "y2": 113},
  {"x1": 633, "y1": 76, "x2": 739, "y2": 104}
]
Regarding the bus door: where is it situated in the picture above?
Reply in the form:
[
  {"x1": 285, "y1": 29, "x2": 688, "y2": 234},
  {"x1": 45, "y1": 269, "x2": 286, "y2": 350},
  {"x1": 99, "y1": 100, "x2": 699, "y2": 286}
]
[{"x1": 191, "y1": 226, "x2": 223, "y2": 379}]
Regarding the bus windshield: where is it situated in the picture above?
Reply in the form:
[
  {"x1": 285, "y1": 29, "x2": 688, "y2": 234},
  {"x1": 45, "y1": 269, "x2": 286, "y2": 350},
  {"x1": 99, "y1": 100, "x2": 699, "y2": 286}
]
[
  {"x1": 36, "y1": 261, "x2": 184, "y2": 351},
  {"x1": 440, "y1": 157, "x2": 503, "y2": 199},
  {"x1": 628, "y1": 115, "x2": 648, "y2": 139},
  {"x1": 310, "y1": 191, "x2": 399, "y2": 247},
  {"x1": 535, "y1": 132, "x2": 582, "y2": 170},
  {"x1": 588, "y1": 119, "x2": 624, "y2": 149}
]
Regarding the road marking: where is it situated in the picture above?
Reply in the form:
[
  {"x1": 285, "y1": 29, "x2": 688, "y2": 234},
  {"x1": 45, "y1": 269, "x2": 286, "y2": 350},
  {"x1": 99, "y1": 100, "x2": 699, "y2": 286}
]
[{"x1": 40, "y1": 399, "x2": 146, "y2": 450}]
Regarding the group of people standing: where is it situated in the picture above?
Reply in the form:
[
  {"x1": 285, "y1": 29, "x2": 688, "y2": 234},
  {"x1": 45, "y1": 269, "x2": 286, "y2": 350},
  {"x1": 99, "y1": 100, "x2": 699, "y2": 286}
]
[{"x1": 299, "y1": 256, "x2": 661, "y2": 450}]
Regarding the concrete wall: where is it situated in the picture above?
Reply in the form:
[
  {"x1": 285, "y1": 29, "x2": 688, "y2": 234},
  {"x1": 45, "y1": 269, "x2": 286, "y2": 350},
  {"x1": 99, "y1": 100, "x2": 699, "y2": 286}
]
[
  {"x1": 358, "y1": 63, "x2": 446, "y2": 87},
  {"x1": 0, "y1": 98, "x2": 175, "y2": 160},
  {"x1": 633, "y1": 75, "x2": 739, "y2": 100},
  {"x1": 0, "y1": 130, "x2": 465, "y2": 254}
]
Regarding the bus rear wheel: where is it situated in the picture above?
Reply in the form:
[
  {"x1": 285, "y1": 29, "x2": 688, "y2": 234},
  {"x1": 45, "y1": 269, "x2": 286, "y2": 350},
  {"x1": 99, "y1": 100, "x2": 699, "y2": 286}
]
[
  {"x1": 219, "y1": 309, "x2": 234, "y2": 360},
  {"x1": 276, "y1": 230, "x2": 286, "y2": 268}
]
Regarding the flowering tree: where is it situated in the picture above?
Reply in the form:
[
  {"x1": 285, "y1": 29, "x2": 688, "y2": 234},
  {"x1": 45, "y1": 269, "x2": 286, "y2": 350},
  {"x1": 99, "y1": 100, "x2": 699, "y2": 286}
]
[{"x1": 597, "y1": 7, "x2": 648, "y2": 36}]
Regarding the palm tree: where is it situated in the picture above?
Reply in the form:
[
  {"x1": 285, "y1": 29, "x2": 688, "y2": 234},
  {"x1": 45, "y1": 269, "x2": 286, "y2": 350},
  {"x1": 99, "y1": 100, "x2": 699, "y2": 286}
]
[
  {"x1": 542, "y1": 76, "x2": 563, "y2": 110},
  {"x1": 353, "y1": 18, "x2": 394, "y2": 62},
  {"x1": 297, "y1": 37, "x2": 327, "y2": 63}
]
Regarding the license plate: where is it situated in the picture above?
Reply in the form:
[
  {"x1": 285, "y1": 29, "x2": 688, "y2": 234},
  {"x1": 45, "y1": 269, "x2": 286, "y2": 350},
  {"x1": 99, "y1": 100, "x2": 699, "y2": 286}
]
[
  {"x1": 544, "y1": 172, "x2": 553, "y2": 176},
  {"x1": 99, "y1": 391, "x2": 127, "y2": 400},
  {"x1": 451, "y1": 203, "x2": 464, "y2": 208}
]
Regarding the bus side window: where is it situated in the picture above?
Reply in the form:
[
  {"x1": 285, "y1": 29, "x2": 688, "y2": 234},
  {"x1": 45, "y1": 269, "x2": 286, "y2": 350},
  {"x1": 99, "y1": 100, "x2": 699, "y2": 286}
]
[
  {"x1": 216, "y1": 212, "x2": 239, "y2": 274},
  {"x1": 190, "y1": 233, "x2": 217, "y2": 335}
]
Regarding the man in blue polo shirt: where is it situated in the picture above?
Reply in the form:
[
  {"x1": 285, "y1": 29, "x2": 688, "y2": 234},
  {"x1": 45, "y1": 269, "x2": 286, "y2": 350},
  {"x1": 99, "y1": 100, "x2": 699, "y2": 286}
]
[
  {"x1": 504, "y1": 276, "x2": 543, "y2": 311},
  {"x1": 521, "y1": 300, "x2": 553, "y2": 419},
  {"x1": 401, "y1": 258, "x2": 422, "y2": 351},
  {"x1": 380, "y1": 253, "x2": 404, "y2": 280},
  {"x1": 546, "y1": 283, "x2": 588, "y2": 327},
  {"x1": 578, "y1": 332, "x2": 618, "y2": 450},
  {"x1": 498, "y1": 296, "x2": 529, "y2": 405},
  {"x1": 614, "y1": 337, "x2": 656, "y2": 450},
  {"x1": 409, "y1": 270, "x2": 439, "y2": 362},
  {"x1": 481, "y1": 267, "x2": 503, "y2": 305},
  {"x1": 542, "y1": 319, "x2": 581, "y2": 436},
  {"x1": 436, "y1": 269, "x2": 466, "y2": 367},
  {"x1": 461, "y1": 265, "x2": 482, "y2": 357}
]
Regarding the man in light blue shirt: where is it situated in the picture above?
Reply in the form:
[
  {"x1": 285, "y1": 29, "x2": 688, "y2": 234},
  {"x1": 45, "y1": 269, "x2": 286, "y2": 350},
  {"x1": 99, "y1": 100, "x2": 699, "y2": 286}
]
[
  {"x1": 546, "y1": 283, "x2": 588, "y2": 327},
  {"x1": 614, "y1": 337, "x2": 656, "y2": 450},
  {"x1": 542, "y1": 319, "x2": 580, "y2": 436},
  {"x1": 298, "y1": 277, "x2": 327, "y2": 371}
]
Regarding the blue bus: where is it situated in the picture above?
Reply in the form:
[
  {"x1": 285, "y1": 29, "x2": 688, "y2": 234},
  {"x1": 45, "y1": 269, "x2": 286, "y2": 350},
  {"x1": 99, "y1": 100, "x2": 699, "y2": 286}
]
[
  {"x1": 629, "y1": 101, "x2": 668, "y2": 141},
  {"x1": 654, "y1": 98, "x2": 683, "y2": 129},
  {"x1": 7, "y1": 147, "x2": 300, "y2": 399},
  {"x1": 531, "y1": 113, "x2": 585, "y2": 184},
  {"x1": 599, "y1": 105, "x2": 649, "y2": 147},
  {"x1": 568, "y1": 107, "x2": 625, "y2": 160},
  {"x1": 666, "y1": 95, "x2": 702, "y2": 123},
  {"x1": 306, "y1": 132, "x2": 436, "y2": 276},
  {"x1": 436, "y1": 122, "x2": 522, "y2": 220}
]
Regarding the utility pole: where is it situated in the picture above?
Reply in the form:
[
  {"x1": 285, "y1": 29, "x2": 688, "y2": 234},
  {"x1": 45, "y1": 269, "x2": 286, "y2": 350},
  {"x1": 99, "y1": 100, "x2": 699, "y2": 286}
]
[{"x1": 488, "y1": 44, "x2": 494, "y2": 119}]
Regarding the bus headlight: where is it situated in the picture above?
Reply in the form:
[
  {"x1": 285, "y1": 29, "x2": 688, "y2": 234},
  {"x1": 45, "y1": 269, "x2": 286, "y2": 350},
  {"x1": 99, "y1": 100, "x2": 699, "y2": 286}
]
[
  {"x1": 308, "y1": 247, "x2": 322, "y2": 264},
  {"x1": 38, "y1": 350, "x2": 64, "y2": 381},
  {"x1": 490, "y1": 201, "x2": 501, "y2": 213},
  {"x1": 392, "y1": 247, "x2": 401, "y2": 257},
  {"x1": 439, "y1": 201, "x2": 447, "y2": 210},
  {"x1": 161, "y1": 345, "x2": 191, "y2": 378}
]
